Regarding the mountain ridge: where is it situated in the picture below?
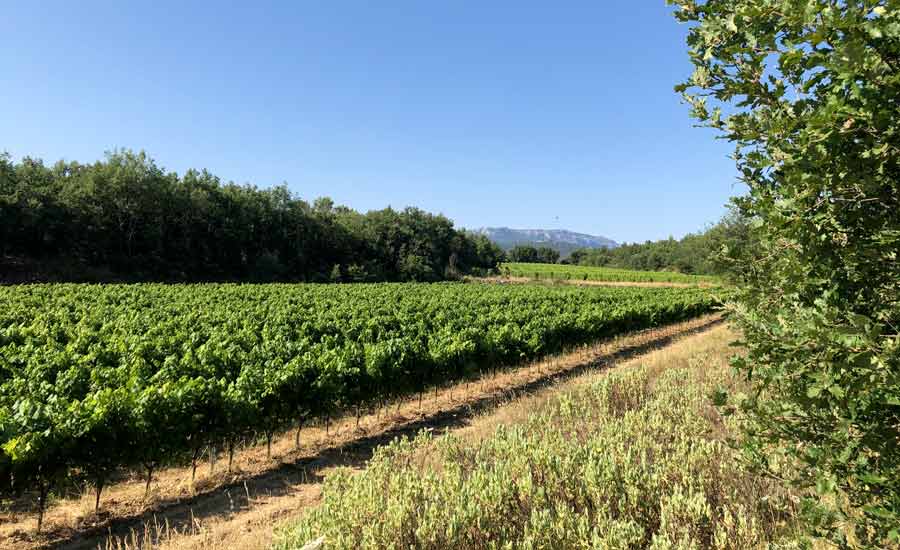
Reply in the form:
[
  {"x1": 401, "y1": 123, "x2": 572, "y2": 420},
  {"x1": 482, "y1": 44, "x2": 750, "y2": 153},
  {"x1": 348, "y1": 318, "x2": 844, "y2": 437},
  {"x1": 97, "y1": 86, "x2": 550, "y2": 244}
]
[{"x1": 475, "y1": 227, "x2": 618, "y2": 257}]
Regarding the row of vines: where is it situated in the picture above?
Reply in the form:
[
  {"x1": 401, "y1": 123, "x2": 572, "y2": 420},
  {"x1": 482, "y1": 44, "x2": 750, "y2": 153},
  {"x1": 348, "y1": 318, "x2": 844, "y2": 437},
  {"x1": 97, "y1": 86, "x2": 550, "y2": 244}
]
[
  {"x1": 502, "y1": 262, "x2": 720, "y2": 284},
  {"x1": 0, "y1": 282, "x2": 719, "y2": 527}
]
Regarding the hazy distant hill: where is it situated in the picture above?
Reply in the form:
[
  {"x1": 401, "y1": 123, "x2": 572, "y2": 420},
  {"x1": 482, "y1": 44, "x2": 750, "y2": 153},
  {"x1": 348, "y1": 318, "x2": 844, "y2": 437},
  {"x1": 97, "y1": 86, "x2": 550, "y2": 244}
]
[{"x1": 476, "y1": 227, "x2": 618, "y2": 257}]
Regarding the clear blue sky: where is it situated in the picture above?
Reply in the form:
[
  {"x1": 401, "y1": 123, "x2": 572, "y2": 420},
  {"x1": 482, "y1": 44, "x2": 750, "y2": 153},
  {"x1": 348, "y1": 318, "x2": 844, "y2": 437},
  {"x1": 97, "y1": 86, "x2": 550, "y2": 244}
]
[{"x1": 1, "y1": 1, "x2": 740, "y2": 243}]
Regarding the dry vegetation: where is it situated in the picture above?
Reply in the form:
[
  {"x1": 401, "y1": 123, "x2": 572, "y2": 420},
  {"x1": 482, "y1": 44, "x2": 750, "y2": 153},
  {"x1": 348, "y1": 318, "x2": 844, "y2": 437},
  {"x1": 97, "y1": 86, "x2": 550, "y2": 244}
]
[{"x1": 276, "y1": 323, "x2": 808, "y2": 549}]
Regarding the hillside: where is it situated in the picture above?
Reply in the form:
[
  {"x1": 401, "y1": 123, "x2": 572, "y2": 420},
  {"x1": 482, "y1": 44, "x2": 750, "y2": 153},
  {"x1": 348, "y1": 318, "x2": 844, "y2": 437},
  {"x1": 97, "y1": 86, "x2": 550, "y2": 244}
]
[{"x1": 475, "y1": 227, "x2": 618, "y2": 257}]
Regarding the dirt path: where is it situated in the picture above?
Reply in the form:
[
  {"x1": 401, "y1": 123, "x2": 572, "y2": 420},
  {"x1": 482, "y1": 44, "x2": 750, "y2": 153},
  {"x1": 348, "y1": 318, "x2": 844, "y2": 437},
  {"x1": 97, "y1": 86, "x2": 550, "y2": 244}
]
[{"x1": 2, "y1": 314, "x2": 723, "y2": 550}]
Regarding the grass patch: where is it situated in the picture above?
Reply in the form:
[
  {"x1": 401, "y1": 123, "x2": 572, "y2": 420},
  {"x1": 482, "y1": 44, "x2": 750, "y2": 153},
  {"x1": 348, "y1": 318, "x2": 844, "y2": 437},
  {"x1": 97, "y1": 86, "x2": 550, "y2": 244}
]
[{"x1": 276, "y1": 327, "x2": 806, "y2": 549}]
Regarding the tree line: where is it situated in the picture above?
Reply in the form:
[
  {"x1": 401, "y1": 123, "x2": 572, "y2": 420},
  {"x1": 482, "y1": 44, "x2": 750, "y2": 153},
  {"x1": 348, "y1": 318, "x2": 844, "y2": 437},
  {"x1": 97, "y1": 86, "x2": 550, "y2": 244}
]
[
  {"x1": 0, "y1": 151, "x2": 504, "y2": 283},
  {"x1": 503, "y1": 213, "x2": 751, "y2": 276},
  {"x1": 505, "y1": 245, "x2": 561, "y2": 264},
  {"x1": 566, "y1": 213, "x2": 751, "y2": 275}
]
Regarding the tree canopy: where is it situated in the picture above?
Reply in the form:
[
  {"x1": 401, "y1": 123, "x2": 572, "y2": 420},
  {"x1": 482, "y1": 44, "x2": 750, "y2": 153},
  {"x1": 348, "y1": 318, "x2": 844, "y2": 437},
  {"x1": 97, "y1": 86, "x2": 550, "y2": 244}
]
[
  {"x1": 506, "y1": 245, "x2": 561, "y2": 264},
  {"x1": 0, "y1": 151, "x2": 503, "y2": 283},
  {"x1": 567, "y1": 212, "x2": 751, "y2": 275}
]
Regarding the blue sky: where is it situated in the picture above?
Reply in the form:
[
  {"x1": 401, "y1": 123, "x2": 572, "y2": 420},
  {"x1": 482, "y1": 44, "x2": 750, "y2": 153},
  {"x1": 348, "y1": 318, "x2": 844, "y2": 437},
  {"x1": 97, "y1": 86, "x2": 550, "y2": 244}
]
[{"x1": 1, "y1": 1, "x2": 740, "y2": 243}]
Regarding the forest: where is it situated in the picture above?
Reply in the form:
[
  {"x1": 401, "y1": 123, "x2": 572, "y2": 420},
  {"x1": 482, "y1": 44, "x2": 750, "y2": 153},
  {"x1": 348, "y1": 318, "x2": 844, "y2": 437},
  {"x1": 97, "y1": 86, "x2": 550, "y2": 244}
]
[
  {"x1": 0, "y1": 149, "x2": 751, "y2": 283},
  {"x1": 0, "y1": 151, "x2": 504, "y2": 283}
]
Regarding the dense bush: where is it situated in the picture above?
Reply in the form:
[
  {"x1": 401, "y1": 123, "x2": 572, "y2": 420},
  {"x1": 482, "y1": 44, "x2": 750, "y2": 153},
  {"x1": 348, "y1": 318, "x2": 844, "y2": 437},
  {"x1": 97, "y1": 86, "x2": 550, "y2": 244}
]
[
  {"x1": 673, "y1": 0, "x2": 900, "y2": 545},
  {"x1": 0, "y1": 151, "x2": 503, "y2": 283}
]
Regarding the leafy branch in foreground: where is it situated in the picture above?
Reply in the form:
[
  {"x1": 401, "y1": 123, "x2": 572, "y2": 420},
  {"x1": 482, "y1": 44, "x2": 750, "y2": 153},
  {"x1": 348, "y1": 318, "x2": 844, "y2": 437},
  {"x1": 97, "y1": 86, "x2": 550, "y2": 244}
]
[{"x1": 671, "y1": 0, "x2": 900, "y2": 545}]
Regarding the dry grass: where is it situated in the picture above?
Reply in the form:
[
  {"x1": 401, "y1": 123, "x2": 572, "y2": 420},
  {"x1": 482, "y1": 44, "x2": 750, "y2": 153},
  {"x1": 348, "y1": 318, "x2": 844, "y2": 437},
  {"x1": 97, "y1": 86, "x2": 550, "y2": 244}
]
[
  {"x1": 0, "y1": 314, "x2": 722, "y2": 550},
  {"x1": 98, "y1": 485, "x2": 320, "y2": 550},
  {"x1": 455, "y1": 321, "x2": 735, "y2": 445},
  {"x1": 276, "y1": 321, "x2": 805, "y2": 549}
]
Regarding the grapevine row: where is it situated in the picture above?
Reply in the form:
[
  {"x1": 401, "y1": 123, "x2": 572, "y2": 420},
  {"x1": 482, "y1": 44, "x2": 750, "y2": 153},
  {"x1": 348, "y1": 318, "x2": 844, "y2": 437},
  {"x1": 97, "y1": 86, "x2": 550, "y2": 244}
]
[{"x1": 502, "y1": 262, "x2": 720, "y2": 284}]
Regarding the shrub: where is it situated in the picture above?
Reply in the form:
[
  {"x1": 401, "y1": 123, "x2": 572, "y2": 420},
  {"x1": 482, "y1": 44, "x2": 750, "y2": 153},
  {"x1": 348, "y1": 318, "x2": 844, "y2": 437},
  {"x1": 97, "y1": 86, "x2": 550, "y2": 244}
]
[{"x1": 672, "y1": 1, "x2": 900, "y2": 544}]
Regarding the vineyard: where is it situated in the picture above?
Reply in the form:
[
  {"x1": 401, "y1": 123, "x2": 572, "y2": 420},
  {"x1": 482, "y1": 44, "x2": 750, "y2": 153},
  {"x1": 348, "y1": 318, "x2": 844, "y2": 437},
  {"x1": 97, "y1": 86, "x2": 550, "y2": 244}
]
[
  {"x1": 0, "y1": 282, "x2": 719, "y2": 528},
  {"x1": 502, "y1": 262, "x2": 720, "y2": 284}
]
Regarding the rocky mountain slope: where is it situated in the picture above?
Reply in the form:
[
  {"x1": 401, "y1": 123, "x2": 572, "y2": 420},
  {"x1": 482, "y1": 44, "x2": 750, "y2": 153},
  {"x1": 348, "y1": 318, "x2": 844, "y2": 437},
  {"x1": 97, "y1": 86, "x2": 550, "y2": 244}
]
[{"x1": 475, "y1": 227, "x2": 618, "y2": 257}]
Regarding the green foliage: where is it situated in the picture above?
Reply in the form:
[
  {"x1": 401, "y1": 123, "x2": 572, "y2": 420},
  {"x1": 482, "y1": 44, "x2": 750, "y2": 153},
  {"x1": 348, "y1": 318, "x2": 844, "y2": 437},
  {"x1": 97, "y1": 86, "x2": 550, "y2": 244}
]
[
  {"x1": 275, "y1": 335, "x2": 805, "y2": 549},
  {"x1": 506, "y1": 245, "x2": 561, "y2": 264},
  {"x1": 0, "y1": 151, "x2": 503, "y2": 283},
  {"x1": 0, "y1": 282, "x2": 719, "y2": 517},
  {"x1": 569, "y1": 211, "x2": 752, "y2": 276},
  {"x1": 504, "y1": 262, "x2": 720, "y2": 284},
  {"x1": 672, "y1": 0, "x2": 900, "y2": 545}
]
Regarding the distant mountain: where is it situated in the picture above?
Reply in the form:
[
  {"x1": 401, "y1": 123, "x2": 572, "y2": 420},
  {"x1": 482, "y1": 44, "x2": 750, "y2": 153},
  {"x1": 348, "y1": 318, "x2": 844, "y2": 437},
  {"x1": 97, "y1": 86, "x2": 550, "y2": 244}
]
[{"x1": 476, "y1": 227, "x2": 618, "y2": 257}]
